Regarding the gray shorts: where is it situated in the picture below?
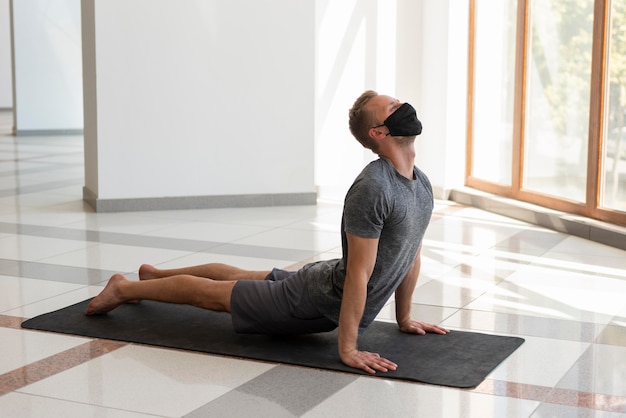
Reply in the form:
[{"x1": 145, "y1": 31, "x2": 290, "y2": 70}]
[{"x1": 230, "y1": 268, "x2": 337, "y2": 335}]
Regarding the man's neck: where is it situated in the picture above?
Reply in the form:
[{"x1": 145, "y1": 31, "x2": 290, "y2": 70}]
[{"x1": 380, "y1": 145, "x2": 416, "y2": 180}]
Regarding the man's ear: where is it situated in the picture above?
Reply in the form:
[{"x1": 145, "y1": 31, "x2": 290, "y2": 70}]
[{"x1": 369, "y1": 126, "x2": 388, "y2": 141}]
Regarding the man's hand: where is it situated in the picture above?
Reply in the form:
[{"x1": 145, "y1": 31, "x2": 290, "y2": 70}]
[
  {"x1": 340, "y1": 348, "x2": 398, "y2": 374},
  {"x1": 398, "y1": 319, "x2": 450, "y2": 335}
]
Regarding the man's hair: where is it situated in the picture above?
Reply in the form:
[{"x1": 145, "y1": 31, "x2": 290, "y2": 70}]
[{"x1": 349, "y1": 90, "x2": 379, "y2": 152}]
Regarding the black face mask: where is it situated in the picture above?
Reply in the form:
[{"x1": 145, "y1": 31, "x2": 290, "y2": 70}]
[{"x1": 376, "y1": 103, "x2": 422, "y2": 136}]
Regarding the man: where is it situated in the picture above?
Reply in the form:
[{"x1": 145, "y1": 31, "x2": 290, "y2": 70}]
[{"x1": 86, "y1": 90, "x2": 449, "y2": 374}]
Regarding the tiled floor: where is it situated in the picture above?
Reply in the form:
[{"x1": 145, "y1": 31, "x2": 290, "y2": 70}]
[{"x1": 1, "y1": 114, "x2": 625, "y2": 417}]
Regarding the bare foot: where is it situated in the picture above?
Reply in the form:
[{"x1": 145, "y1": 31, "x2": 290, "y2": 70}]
[
  {"x1": 85, "y1": 274, "x2": 128, "y2": 315},
  {"x1": 138, "y1": 264, "x2": 159, "y2": 281}
]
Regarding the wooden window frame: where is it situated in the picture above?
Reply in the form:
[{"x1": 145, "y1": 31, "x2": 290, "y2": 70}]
[{"x1": 466, "y1": 0, "x2": 626, "y2": 226}]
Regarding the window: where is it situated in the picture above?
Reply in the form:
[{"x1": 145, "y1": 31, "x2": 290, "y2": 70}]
[
  {"x1": 468, "y1": 0, "x2": 626, "y2": 225},
  {"x1": 601, "y1": 1, "x2": 626, "y2": 211},
  {"x1": 523, "y1": 0, "x2": 594, "y2": 202}
]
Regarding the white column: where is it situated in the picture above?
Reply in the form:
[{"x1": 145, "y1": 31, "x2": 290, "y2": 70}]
[{"x1": 82, "y1": 0, "x2": 316, "y2": 211}]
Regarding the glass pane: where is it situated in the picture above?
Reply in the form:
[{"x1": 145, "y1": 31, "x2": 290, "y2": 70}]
[
  {"x1": 523, "y1": 0, "x2": 594, "y2": 202},
  {"x1": 471, "y1": 0, "x2": 517, "y2": 185},
  {"x1": 601, "y1": 1, "x2": 626, "y2": 211}
]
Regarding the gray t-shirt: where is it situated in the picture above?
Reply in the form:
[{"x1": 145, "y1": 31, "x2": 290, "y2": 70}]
[{"x1": 300, "y1": 157, "x2": 433, "y2": 332}]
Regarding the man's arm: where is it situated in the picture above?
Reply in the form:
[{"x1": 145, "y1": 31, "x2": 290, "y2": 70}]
[
  {"x1": 395, "y1": 247, "x2": 450, "y2": 335},
  {"x1": 338, "y1": 233, "x2": 398, "y2": 374}
]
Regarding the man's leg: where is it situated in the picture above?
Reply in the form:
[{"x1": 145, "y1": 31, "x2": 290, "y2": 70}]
[
  {"x1": 85, "y1": 273, "x2": 235, "y2": 315},
  {"x1": 139, "y1": 263, "x2": 270, "y2": 282}
]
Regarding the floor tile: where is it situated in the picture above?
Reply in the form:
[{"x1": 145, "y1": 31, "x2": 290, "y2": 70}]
[
  {"x1": 442, "y1": 309, "x2": 602, "y2": 342},
  {"x1": 144, "y1": 221, "x2": 271, "y2": 243},
  {"x1": 494, "y1": 228, "x2": 569, "y2": 256},
  {"x1": 556, "y1": 343, "x2": 626, "y2": 397},
  {"x1": 0, "y1": 235, "x2": 96, "y2": 262},
  {"x1": 303, "y1": 377, "x2": 540, "y2": 418},
  {"x1": 464, "y1": 267, "x2": 624, "y2": 324},
  {"x1": 420, "y1": 243, "x2": 479, "y2": 279},
  {"x1": 0, "y1": 207, "x2": 90, "y2": 228},
  {"x1": 486, "y1": 334, "x2": 590, "y2": 387},
  {"x1": 536, "y1": 250, "x2": 626, "y2": 279},
  {"x1": 232, "y1": 227, "x2": 340, "y2": 253},
  {"x1": 375, "y1": 302, "x2": 458, "y2": 325},
  {"x1": 207, "y1": 242, "x2": 318, "y2": 264},
  {"x1": 142, "y1": 205, "x2": 325, "y2": 228},
  {"x1": 530, "y1": 402, "x2": 626, "y2": 418},
  {"x1": 63, "y1": 212, "x2": 187, "y2": 235},
  {"x1": 38, "y1": 243, "x2": 193, "y2": 273},
  {"x1": 187, "y1": 365, "x2": 358, "y2": 418},
  {"x1": 425, "y1": 215, "x2": 523, "y2": 251},
  {"x1": 0, "y1": 392, "x2": 155, "y2": 418},
  {"x1": 0, "y1": 328, "x2": 88, "y2": 375},
  {"x1": 151, "y1": 251, "x2": 295, "y2": 272},
  {"x1": 0, "y1": 275, "x2": 85, "y2": 314},
  {"x1": 596, "y1": 324, "x2": 626, "y2": 347},
  {"x1": 453, "y1": 250, "x2": 530, "y2": 282},
  {"x1": 18, "y1": 345, "x2": 276, "y2": 417},
  {"x1": 410, "y1": 274, "x2": 498, "y2": 308},
  {"x1": 0, "y1": 259, "x2": 117, "y2": 286},
  {"x1": 548, "y1": 236, "x2": 626, "y2": 258},
  {"x1": 3, "y1": 285, "x2": 103, "y2": 319}
]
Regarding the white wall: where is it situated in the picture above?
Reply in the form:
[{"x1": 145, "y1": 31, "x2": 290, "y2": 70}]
[
  {"x1": 314, "y1": 0, "x2": 468, "y2": 202},
  {"x1": 0, "y1": 0, "x2": 12, "y2": 108},
  {"x1": 12, "y1": 0, "x2": 83, "y2": 132},
  {"x1": 83, "y1": 0, "x2": 315, "y2": 209},
  {"x1": 414, "y1": 1, "x2": 468, "y2": 198},
  {"x1": 314, "y1": 0, "x2": 384, "y2": 200}
]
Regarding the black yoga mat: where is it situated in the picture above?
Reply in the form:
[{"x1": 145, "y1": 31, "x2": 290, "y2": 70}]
[{"x1": 22, "y1": 299, "x2": 524, "y2": 388}]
